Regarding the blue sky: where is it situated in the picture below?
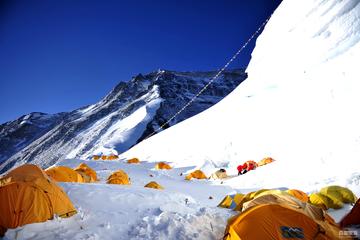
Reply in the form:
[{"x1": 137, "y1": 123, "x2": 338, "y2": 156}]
[{"x1": 0, "y1": 0, "x2": 282, "y2": 124}]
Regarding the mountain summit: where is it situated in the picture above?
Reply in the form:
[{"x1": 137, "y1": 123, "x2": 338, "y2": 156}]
[{"x1": 0, "y1": 69, "x2": 246, "y2": 173}]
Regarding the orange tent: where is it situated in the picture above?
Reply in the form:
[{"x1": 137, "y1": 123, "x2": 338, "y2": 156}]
[
  {"x1": 127, "y1": 158, "x2": 140, "y2": 164},
  {"x1": 144, "y1": 181, "x2": 164, "y2": 190},
  {"x1": 224, "y1": 204, "x2": 340, "y2": 240},
  {"x1": 155, "y1": 162, "x2": 172, "y2": 170},
  {"x1": 106, "y1": 170, "x2": 130, "y2": 185},
  {"x1": 287, "y1": 189, "x2": 309, "y2": 202},
  {"x1": 93, "y1": 155, "x2": 100, "y2": 160},
  {"x1": 0, "y1": 164, "x2": 76, "y2": 237},
  {"x1": 45, "y1": 166, "x2": 84, "y2": 183},
  {"x1": 185, "y1": 170, "x2": 207, "y2": 180},
  {"x1": 101, "y1": 155, "x2": 107, "y2": 160},
  {"x1": 257, "y1": 157, "x2": 275, "y2": 167},
  {"x1": 340, "y1": 198, "x2": 360, "y2": 228},
  {"x1": 74, "y1": 163, "x2": 97, "y2": 182},
  {"x1": 107, "y1": 155, "x2": 119, "y2": 160}
]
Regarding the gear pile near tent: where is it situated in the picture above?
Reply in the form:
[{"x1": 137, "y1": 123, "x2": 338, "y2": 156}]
[
  {"x1": 106, "y1": 170, "x2": 130, "y2": 185},
  {"x1": 0, "y1": 165, "x2": 76, "y2": 237}
]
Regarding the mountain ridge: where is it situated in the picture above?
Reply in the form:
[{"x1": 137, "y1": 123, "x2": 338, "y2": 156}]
[{"x1": 0, "y1": 69, "x2": 247, "y2": 173}]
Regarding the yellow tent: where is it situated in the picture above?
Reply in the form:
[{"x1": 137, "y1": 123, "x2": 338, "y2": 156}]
[
  {"x1": 320, "y1": 185, "x2": 357, "y2": 204},
  {"x1": 74, "y1": 163, "x2": 97, "y2": 182},
  {"x1": 185, "y1": 170, "x2": 207, "y2": 180},
  {"x1": 233, "y1": 189, "x2": 286, "y2": 211},
  {"x1": 218, "y1": 193, "x2": 245, "y2": 209},
  {"x1": 241, "y1": 193, "x2": 334, "y2": 224},
  {"x1": 224, "y1": 204, "x2": 340, "y2": 240},
  {"x1": 155, "y1": 162, "x2": 172, "y2": 170},
  {"x1": 45, "y1": 166, "x2": 84, "y2": 183},
  {"x1": 0, "y1": 164, "x2": 76, "y2": 237},
  {"x1": 257, "y1": 157, "x2": 275, "y2": 167},
  {"x1": 309, "y1": 192, "x2": 335, "y2": 210},
  {"x1": 287, "y1": 189, "x2": 309, "y2": 203},
  {"x1": 127, "y1": 158, "x2": 140, "y2": 164},
  {"x1": 106, "y1": 170, "x2": 130, "y2": 185},
  {"x1": 144, "y1": 181, "x2": 164, "y2": 190}
]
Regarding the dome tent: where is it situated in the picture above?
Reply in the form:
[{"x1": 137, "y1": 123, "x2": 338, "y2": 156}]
[
  {"x1": 74, "y1": 163, "x2": 97, "y2": 182},
  {"x1": 106, "y1": 170, "x2": 130, "y2": 185},
  {"x1": 185, "y1": 170, "x2": 207, "y2": 180},
  {"x1": 144, "y1": 181, "x2": 164, "y2": 190},
  {"x1": 155, "y1": 162, "x2": 172, "y2": 170},
  {"x1": 45, "y1": 166, "x2": 84, "y2": 183},
  {"x1": 0, "y1": 164, "x2": 76, "y2": 236}
]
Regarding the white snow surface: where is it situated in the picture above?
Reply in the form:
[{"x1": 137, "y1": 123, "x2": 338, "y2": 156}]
[
  {"x1": 123, "y1": 0, "x2": 360, "y2": 189},
  {"x1": 4, "y1": 0, "x2": 360, "y2": 239}
]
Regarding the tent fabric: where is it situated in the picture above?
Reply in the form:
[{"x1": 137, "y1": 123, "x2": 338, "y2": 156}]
[
  {"x1": 45, "y1": 166, "x2": 84, "y2": 183},
  {"x1": 106, "y1": 170, "x2": 130, "y2": 185},
  {"x1": 144, "y1": 181, "x2": 164, "y2": 190},
  {"x1": 223, "y1": 204, "x2": 340, "y2": 240},
  {"x1": 257, "y1": 157, "x2": 275, "y2": 167},
  {"x1": 218, "y1": 195, "x2": 234, "y2": 208},
  {"x1": 107, "y1": 155, "x2": 119, "y2": 160},
  {"x1": 74, "y1": 163, "x2": 97, "y2": 182},
  {"x1": 101, "y1": 155, "x2": 107, "y2": 160},
  {"x1": 218, "y1": 193, "x2": 245, "y2": 209},
  {"x1": 233, "y1": 189, "x2": 285, "y2": 211},
  {"x1": 241, "y1": 193, "x2": 332, "y2": 223},
  {"x1": 320, "y1": 185, "x2": 357, "y2": 204},
  {"x1": 127, "y1": 158, "x2": 140, "y2": 164},
  {"x1": 155, "y1": 162, "x2": 172, "y2": 170},
  {"x1": 287, "y1": 189, "x2": 309, "y2": 203},
  {"x1": 93, "y1": 155, "x2": 100, "y2": 160},
  {"x1": 340, "y1": 198, "x2": 360, "y2": 228},
  {"x1": 210, "y1": 169, "x2": 228, "y2": 179},
  {"x1": 0, "y1": 164, "x2": 76, "y2": 236},
  {"x1": 309, "y1": 193, "x2": 334, "y2": 210},
  {"x1": 185, "y1": 170, "x2": 207, "y2": 180}
]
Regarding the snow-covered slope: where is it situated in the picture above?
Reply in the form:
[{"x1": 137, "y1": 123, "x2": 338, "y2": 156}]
[
  {"x1": 0, "y1": 69, "x2": 246, "y2": 173},
  {"x1": 123, "y1": 0, "x2": 360, "y2": 189},
  {"x1": 3, "y1": 1, "x2": 360, "y2": 239}
]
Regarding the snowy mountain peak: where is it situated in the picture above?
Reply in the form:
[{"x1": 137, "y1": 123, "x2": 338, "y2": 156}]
[{"x1": 0, "y1": 69, "x2": 247, "y2": 173}]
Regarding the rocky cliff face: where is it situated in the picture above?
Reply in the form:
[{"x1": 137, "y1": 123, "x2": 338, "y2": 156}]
[{"x1": 0, "y1": 69, "x2": 246, "y2": 173}]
